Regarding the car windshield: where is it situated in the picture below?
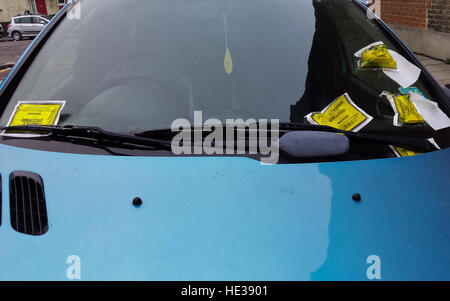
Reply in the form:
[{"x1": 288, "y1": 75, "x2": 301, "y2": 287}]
[{"x1": 0, "y1": 0, "x2": 447, "y2": 137}]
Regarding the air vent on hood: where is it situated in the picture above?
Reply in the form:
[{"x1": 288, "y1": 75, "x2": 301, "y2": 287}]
[{"x1": 10, "y1": 171, "x2": 48, "y2": 235}]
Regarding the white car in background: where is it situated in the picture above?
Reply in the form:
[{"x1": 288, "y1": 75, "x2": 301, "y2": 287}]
[{"x1": 7, "y1": 15, "x2": 49, "y2": 41}]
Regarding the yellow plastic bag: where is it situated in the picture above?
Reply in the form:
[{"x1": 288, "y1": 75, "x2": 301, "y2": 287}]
[{"x1": 360, "y1": 44, "x2": 397, "y2": 69}]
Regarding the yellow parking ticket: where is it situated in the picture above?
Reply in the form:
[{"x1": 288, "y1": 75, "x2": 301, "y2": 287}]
[
  {"x1": 306, "y1": 93, "x2": 373, "y2": 132},
  {"x1": 7, "y1": 101, "x2": 65, "y2": 127},
  {"x1": 382, "y1": 92, "x2": 424, "y2": 126},
  {"x1": 360, "y1": 43, "x2": 397, "y2": 69},
  {"x1": 390, "y1": 146, "x2": 423, "y2": 157},
  {"x1": 354, "y1": 41, "x2": 397, "y2": 70},
  {"x1": 392, "y1": 94, "x2": 424, "y2": 124}
]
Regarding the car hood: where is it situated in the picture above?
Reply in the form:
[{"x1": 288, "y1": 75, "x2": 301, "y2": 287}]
[{"x1": 0, "y1": 143, "x2": 449, "y2": 280}]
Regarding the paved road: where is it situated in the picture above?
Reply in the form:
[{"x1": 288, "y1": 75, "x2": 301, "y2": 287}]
[
  {"x1": 0, "y1": 39, "x2": 32, "y2": 83},
  {"x1": 0, "y1": 67, "x2": 12, "y2": 82},
  {"x1": 416, "y1": 54, "x2": 450, "y2": 86},
  {"x1": 0, "y1": 40, "x2": 32, "y2": 67}
]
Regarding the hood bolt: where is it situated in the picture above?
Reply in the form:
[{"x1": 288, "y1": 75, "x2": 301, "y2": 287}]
[
  {"x1": 133, "y1": 197, "x2": 143, "y2": 207},
  {"x1": 352, "y1": 193, "x2": 361, "y2": 202}
]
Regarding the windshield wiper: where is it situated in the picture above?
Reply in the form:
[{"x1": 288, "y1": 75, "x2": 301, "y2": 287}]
[
  {"x1": 134, "y1": 122, "x2": 336, "y2": 136},
  {"x1": 1, "y1": 125, "x2": 172, "y2": 151},
  {"x1": 135, "y1": 122, "x2": 435, "y2": 151}
]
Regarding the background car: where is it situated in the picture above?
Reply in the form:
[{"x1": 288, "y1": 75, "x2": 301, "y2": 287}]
[
  {"x1": 7, "y1": 15, "x2": 49, "y2": 41},
  {"x1": 0, "y1": 24, "x2": 4, "y2": 38}
]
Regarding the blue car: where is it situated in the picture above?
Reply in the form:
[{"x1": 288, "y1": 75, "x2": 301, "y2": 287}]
[{"x1": 0, "y1": 0, "x2": 449, "y2": 281}]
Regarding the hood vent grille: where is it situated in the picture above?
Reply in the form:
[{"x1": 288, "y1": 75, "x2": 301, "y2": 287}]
[{"x1": 10, "y1": 171, "x2": 48, "y2": 235}]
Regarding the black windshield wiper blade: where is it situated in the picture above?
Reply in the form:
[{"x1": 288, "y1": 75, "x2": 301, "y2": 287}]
[
  {"x1": 345, "y1": 131, "x2": 434, "y2": 150},
  {"x1": 1, "y1": 125, "x2": 172, "y2": 151},
  {"x1": 134, "y1": 122, "x2": 338, "y2": 137},
  {"x1": 136, "y1": 122, "x2": 434, "y2": 151}
]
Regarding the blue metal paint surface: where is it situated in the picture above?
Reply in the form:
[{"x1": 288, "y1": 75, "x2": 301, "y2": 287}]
[{"x1": 0, "y1": 143, "x2": 448, "y2": 280}]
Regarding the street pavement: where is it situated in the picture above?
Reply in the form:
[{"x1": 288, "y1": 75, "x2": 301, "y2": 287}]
[
  {"x1": 416, "y1": 54, "x2": 450, "y2": 87},
  {"x1": 0, "y1": 39, "x2": 32, "y2": 67},
  {"x1": 0, "y1": 67, "x2": 12, "y2": 82}
]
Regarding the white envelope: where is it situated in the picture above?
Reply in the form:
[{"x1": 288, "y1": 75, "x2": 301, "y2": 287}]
[
  {"x1": 409, "y1": 92, "x2": 450, "y2": 131},
  {"x1": 383, "y1": 51, "x2": 421, "y2": 88}
]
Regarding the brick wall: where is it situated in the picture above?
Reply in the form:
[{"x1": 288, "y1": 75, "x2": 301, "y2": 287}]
[
  {"x1": 378, "y1": 0, "x2": 450, "y2": 59},
  {"x1": 427, "y1": 0, "x2": 450, "y2": 33},
  {"x1": 381, "y1": 0, "x2": 429, "y2": 28},
  {"x1": 380, "y1": 0, "x2": 450, "y2": 33}
]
